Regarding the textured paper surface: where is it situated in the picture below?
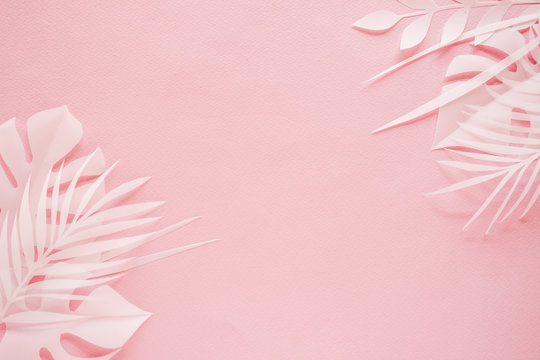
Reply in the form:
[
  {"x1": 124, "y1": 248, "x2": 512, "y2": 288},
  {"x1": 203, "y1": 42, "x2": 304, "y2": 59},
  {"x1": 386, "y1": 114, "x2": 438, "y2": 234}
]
[{"x1": 2, "y1": 1, "x2": 540, "y2": 359}]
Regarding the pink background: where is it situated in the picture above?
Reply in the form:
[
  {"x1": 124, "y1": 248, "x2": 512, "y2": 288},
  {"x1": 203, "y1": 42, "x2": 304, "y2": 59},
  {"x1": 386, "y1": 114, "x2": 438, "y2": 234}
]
[{"x1": 2, "y1": 0, "x2": 540, "y2": 359}]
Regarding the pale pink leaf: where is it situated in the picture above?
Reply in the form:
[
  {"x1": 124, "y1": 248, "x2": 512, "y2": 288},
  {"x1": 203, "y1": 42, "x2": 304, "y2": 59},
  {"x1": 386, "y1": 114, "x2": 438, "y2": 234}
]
[
  {"x1": 427, "y1": 170, "x2": 507, "y2": 195},
  {"x1": 463, "y1": 168, "x2": 516, "y2": 230},
  {"x1": 0, "y1": 286, "x2": 148, "y2": 359},
  {"x1": 441, "y1": 8, "x2": 469, "y2": 44},
  {"x1": 58, "y1": 217, "x2": 162, "y2": 248},
  {"x1": 400, "y1": 14, "x2": 433, "y2": 49},
  {"x1": 487, "y1": 163, "x2": 530, "y2": 233},
  {"x1": 474, "y1": 0, "x2": 511, "y2": 45},
  {"x1": 503, "y1": 159, "x2": 540, "y2": 220},
  {"x1": 353, "y1": 11, "x2": 401, "y2": 32},
  {"x1": 438, "y1": 160, "x2": 507, "y2": 172}
]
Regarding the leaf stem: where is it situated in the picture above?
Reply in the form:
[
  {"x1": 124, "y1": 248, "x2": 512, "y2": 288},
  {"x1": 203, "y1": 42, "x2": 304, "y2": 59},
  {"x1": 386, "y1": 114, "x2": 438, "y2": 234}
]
[
  {"x1": 0, "y1": 235, "x2": 59, "y2": 320},
  {"x1": 402, "y1": 1, "x2": 540, "y2": 19}
]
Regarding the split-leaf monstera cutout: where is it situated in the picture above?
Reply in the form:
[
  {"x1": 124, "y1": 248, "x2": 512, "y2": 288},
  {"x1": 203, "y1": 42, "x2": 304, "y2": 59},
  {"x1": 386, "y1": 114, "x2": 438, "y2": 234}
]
[
  {"x1": 356, "y1": 1, "x2": 540, "y2": 232},
  {"x1": 0, "y1": 106, "x2": 215, "y2": 359}
]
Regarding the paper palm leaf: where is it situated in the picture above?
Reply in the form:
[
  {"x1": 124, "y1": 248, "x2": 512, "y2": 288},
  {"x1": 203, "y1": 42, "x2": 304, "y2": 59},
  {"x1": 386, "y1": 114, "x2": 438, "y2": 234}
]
[{"x1": 0, "y1": 107, "x2": 215, "y2": 359}]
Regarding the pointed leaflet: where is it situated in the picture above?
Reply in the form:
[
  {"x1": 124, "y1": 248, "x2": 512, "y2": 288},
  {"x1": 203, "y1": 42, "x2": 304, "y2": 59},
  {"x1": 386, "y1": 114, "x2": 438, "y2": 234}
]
[
  {"x1": 36, "y1": 168, "x2": 51, "y2": 256},
  {"x1": 10, "y1": 215, "x2": 22, "y2": 286},
  {"x1": 462, "y1": 168, "x2": 516, "y2": 230},
  {"x1": 80, "y1": 201, "x2": 165, "y2": 228},
  {"x1": 446, "y1": 149, "x2": 520, "y2": 163},
  {"x1": 75, "y1": 177, "x2": 152, "y2": 226},
  {"x1": 353, "y1": 11, "x2": 402, "y2": 32},
  {"x1": 474, "y1": 0, "x2": 511, "y2": 45},
  {"x1": 59, "y1": 217, "x2": 162, "y2": 249},
  {"x1": 26, "y1": 274, "x2": 123, "y2": 293},
  {"x1": 400, "y1": 14, "x2": 433, "y2": 49},
  {"x1": 18, "y1": 178, "x2": 34, "y2": 268},
  {"x1": 49, "y1": 161, "x2": 64, "y2": 252},
  {"x1": 69, "y1": 161, "x2": 119, "y2": 231},
  {"x1": 503, "y1": 158, "x2": 540, "y2": 220},
  {"x1": 36, "y1": 239, "x2": 217, "y2": 279},
  {"x1": 442, "y1": 8, "x2": 469, "y2": 45},
  {"x1": 437, "y1": 161, "x2": 506, "y2": 172},
  {"x1": 520, "y1": 172, "x2": 540, "y2": 218},
  {"x1": 0, "y1": 214, "x2": 11, "y2": 303},
  {"x1": 486, "y1": 161, "x2": 531, "y2": 233},
  {"x1": 57, "y1": 151, "x2": 98, "y2": 243},
  {"x1": 428, "y1": 170, "x2": 507, "y2": 195},
  {"x1": 4, "y1": 311, "x2": 88, "y2": 324}
]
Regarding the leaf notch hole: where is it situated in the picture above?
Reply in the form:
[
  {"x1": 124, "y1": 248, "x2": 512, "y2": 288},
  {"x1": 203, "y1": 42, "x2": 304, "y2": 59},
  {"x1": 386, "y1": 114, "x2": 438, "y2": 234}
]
[{"x1": 0, "y1": 154, "x2": 17, "y2": 188}]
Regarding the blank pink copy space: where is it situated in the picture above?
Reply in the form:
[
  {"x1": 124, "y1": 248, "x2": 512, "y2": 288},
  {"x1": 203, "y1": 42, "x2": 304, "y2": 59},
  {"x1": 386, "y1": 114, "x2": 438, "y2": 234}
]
[{"x1": 2, "y1": 0, "x2": 540, "y2": 359}]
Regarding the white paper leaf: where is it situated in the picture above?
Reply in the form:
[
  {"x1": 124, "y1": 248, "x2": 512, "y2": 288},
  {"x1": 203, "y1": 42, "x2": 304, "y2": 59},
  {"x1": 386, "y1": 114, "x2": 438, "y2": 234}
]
[
  {"x1": 353, "y1": 11, "x2": 401, "y2": 32},
  {"x1": 0, "y1": 286, "x2": 147, "y2": 359},
  {"x1": 474, "y1": 0, "x2": 512, "y2": 45},
  {"x1": 400, "y1": 14, "x2": 433, "y2": 49},
  {"x1": 441, "y1": 8, "x2": 469, "y2": 44}
]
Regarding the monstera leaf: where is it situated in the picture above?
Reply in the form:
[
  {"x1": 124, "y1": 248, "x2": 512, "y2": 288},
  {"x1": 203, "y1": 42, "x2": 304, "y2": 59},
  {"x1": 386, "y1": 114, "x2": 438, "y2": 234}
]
[
  {"x1": 0, "y1": 106, "x2": 106, "y2": 218},
  {"x1": 0, "y1": 107, "x2": 215, "y2": 359},
  {"x1": 0, "y1": 286, "x2": 149, "y2": 360}
]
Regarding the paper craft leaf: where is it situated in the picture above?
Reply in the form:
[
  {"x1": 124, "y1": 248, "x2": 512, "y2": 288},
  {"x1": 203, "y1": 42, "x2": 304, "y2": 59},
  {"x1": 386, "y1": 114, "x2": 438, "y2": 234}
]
[
  {"x1": 353, "y1": 11, "x2": 401, "y2": 32},
  {"x1": 0, "y1": 286, "x2": 148, "y2": 359},
  {"x1": 0, "y1": 107, "x2": 105, "y2": 218},
  {"x1": 400, "y1": 13, "x2": 433, "y2": 49},
  {"x1": 441, "y1": 8, "x2": 469, "y2": 44},
  {"x1": 0, "y1": 108, "x2": 216, "y2": 358},
  {"x1": 474, "y1": 0, "x2": 511, "y2": 45}
]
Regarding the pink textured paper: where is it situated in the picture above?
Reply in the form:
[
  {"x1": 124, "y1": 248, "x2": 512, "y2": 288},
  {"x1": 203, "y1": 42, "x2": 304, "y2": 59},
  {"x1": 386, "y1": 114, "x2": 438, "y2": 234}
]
[{"x1": 2, "y1": 0, "x2": 540, "y2": 359}]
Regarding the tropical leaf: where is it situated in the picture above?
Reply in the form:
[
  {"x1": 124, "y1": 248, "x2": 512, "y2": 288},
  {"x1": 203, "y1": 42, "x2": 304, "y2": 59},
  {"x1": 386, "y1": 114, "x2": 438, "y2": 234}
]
[
  {"x1": 353, "y1": 10, "x2": 402, "y2": 32},
  {"x1": 356, "y1": 1, "x2": 540, "y2": 230},
  {"x1": 0, "y1": 106, "x2": 106, "y2": 219},
  {"x1": 426, "y1": 27, "x2": 540, "y2": 232},
  {"x1": 0, "y1": 109, "x2": 217, "y2": 358},
  {"x1": 0, "y1": 286, "x2": 148, "y2": 360}
]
